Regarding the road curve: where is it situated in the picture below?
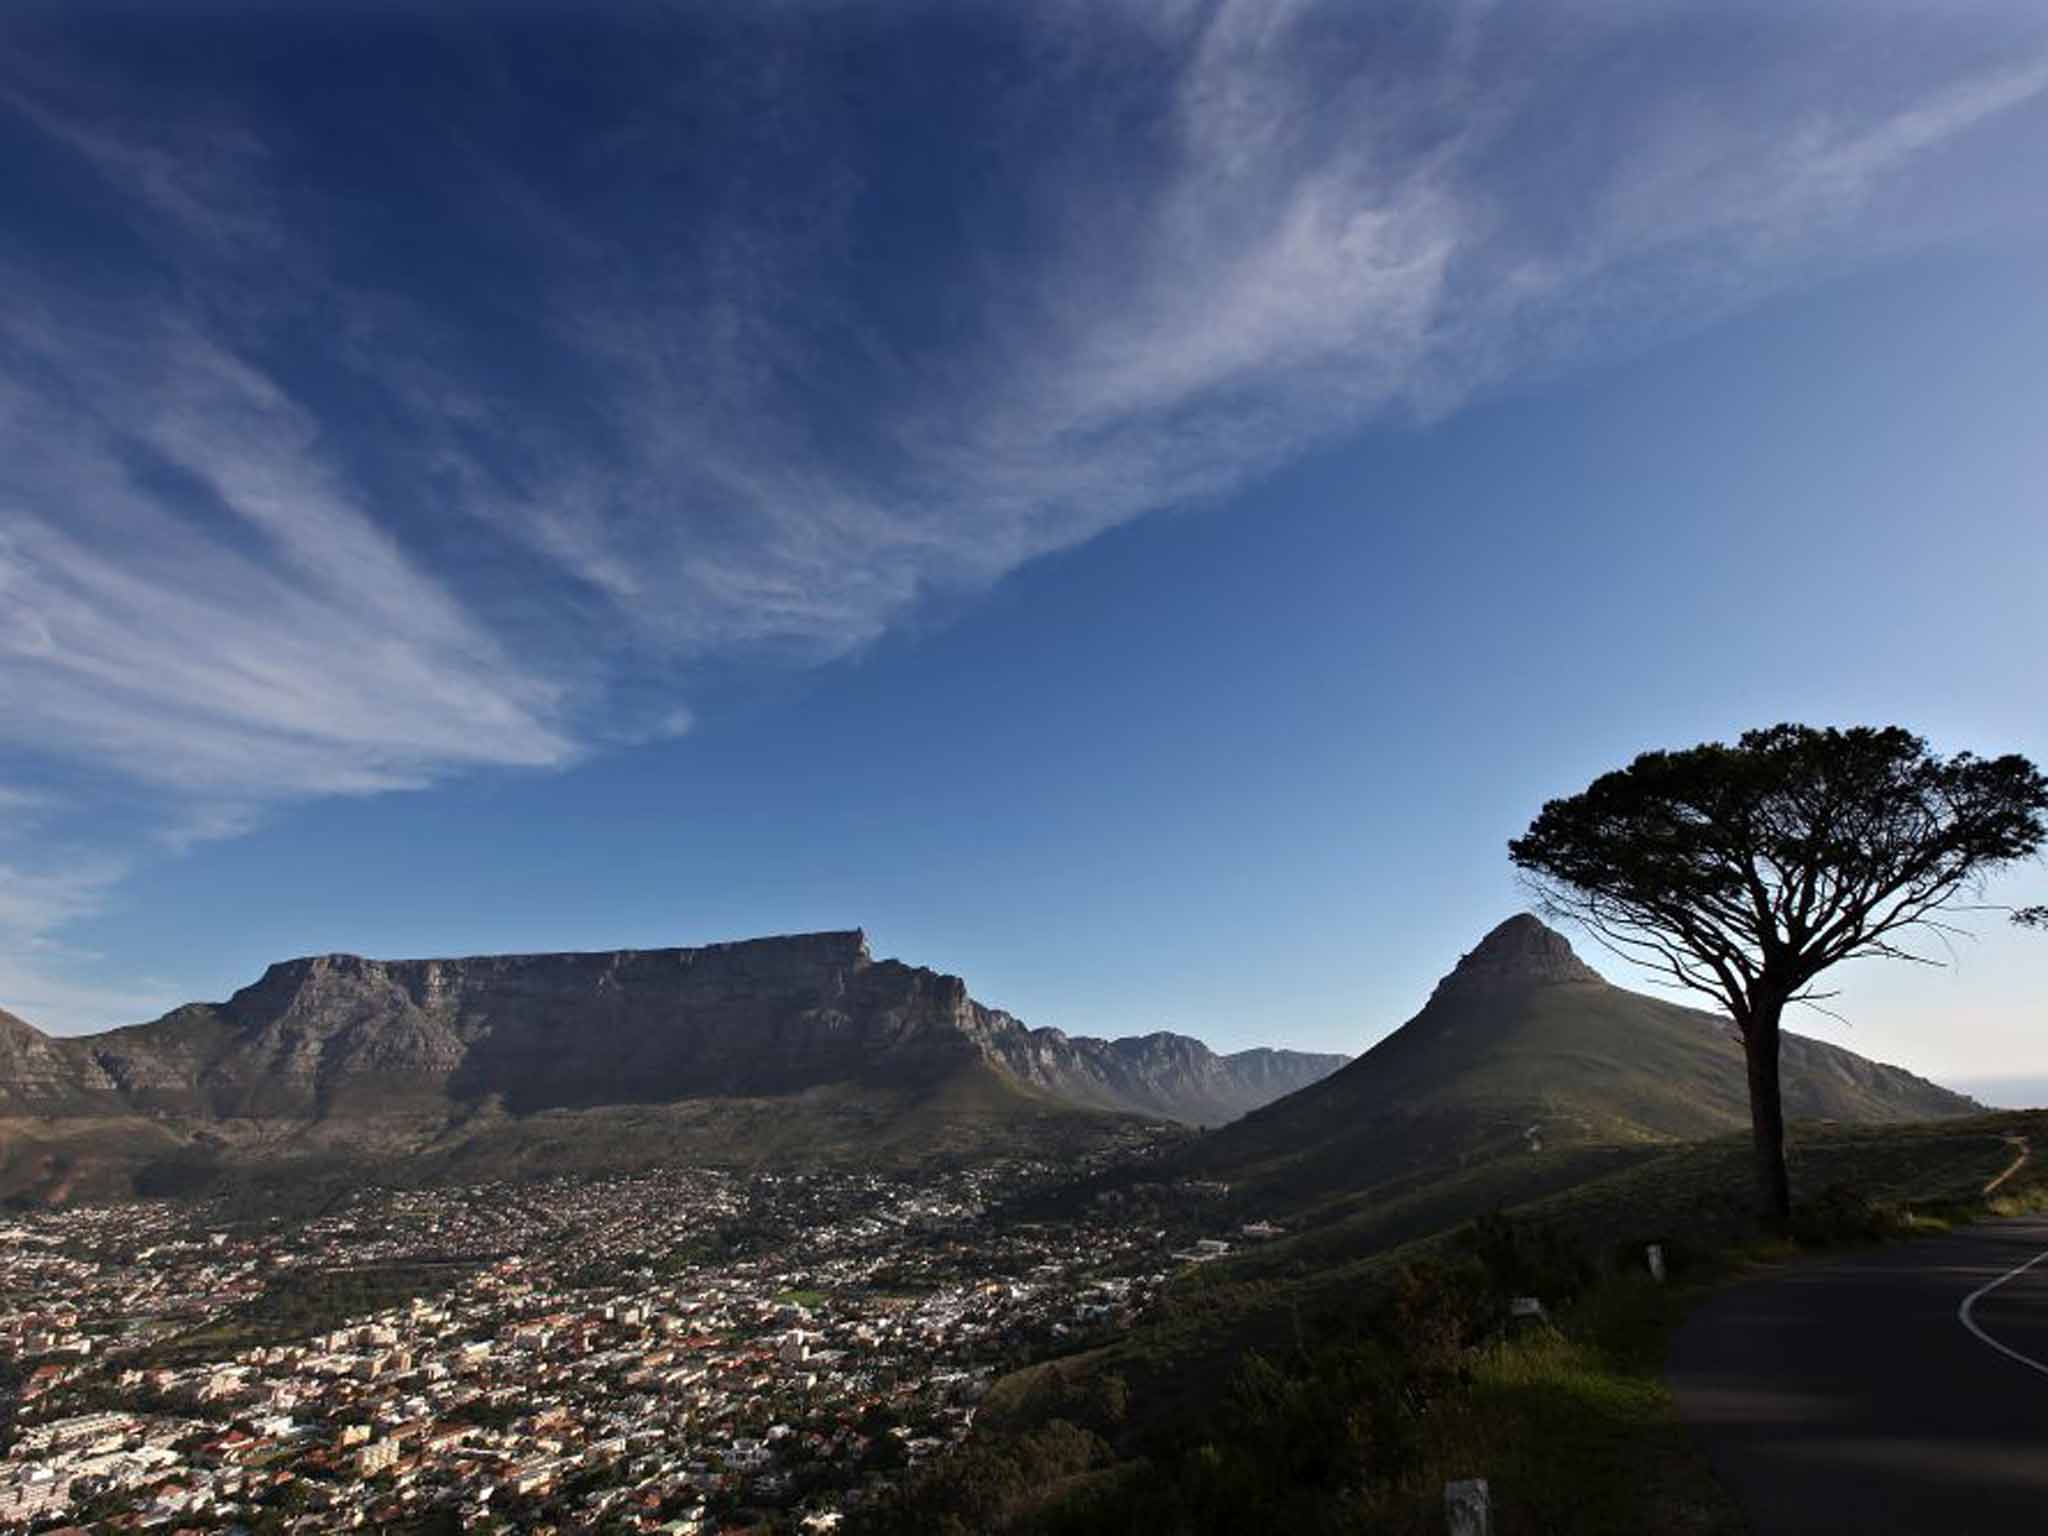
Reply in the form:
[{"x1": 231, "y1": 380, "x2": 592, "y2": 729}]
[{"x1": 1667, "y1": 1217, "x2": 2048, "y2": 1534}]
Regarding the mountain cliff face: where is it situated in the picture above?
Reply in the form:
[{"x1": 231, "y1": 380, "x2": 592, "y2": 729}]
[
  {"x1": 0, "y1": 1006, "x2": 121, "y2": 1114},
  {"x1": 76, "y1": 932, "x2": 996, "y2": 1119},
  {"x1": 1427, "y1": 914, "x2": 1604, "y2": 996},
  {"x1": 0, "y1": 931, "x2": 1342, "y2": 1199},
  {"x1": 53, "y1": 930, "x2": 1336, "y2": 1124},
  {"x1": 988, "y1": 1028, "x2": 1346, "y2": 1127},
  {"x1": 1188, "y1": 913, "x2": 1981, "y2": 1198}
]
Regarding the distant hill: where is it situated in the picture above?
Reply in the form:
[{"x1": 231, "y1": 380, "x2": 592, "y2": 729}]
[
  {"x1": 1, "y1": 1005, "x2": 120, "y2": 1115},
  {"x1": 992, "y1": 1029, "x2": 1345, "y2": 1128},
  {"x1": 0, "y1": 931, "x2": 1341, "y2": 1202},
  {"x1": 1184, "y1": 913, "x2": 1979, "y2": 1208}
]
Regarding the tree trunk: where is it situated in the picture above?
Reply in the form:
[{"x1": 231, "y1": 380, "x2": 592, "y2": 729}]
[{"x1": 1742, "y1": 996, "x2": 1792, "y2": 1228}]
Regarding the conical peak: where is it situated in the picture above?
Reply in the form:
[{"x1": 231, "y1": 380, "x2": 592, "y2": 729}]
[{"x1": 1434, "y1": 914, "x2": 1604, "y2": 995}]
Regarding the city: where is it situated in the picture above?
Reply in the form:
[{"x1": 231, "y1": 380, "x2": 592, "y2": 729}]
[{"x1": 0, "y1": 1147, "x2": 1226, "y2": 1532}]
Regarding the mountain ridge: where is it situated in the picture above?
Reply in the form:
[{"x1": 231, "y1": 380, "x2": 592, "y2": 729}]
[
  {"x1": 2, "y1": 917, "x2": 1976, "y2": 1209},
  {"x1": 0, "y1": 929, "x2": 1344, "y2": 1201},
  {"x1": 1184, "y1": 913, "x2": 1979, "y2": 1206}
]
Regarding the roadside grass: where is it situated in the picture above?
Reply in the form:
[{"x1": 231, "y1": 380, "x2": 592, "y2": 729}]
[
  {"x1": 1355, "y1": 1271, "x2": 1737, "y2": 1535},
  {"x1": 1023, "y1": 1115, "x2": 2039, "y2": 1446},
  {"x1": 959, "y1": 1112, "x2": 2048, "y2": 1536},
  {"x1": 1358, "y1": 1126, "x2": 2048, "y2": 1536}
]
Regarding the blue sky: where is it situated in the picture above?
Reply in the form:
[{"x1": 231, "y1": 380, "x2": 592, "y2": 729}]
[{"x1": 2, "y1": 3, "x2": 2045, "y2": 1097}]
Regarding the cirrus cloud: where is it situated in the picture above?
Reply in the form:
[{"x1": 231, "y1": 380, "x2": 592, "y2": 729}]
[{"x1": 0, "y1": 0, "x2": 2044, "y2": 1027}]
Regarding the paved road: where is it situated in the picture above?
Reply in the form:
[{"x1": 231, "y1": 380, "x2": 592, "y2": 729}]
[{"x1": 1668, "y1": 1217, "x2": 2048, "y2": 1534}]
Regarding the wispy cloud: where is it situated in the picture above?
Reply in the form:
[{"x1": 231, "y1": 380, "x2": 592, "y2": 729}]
[
  {"x1": 0, "y1": 2, "x2": 2044, "y2": 1022},
  {"x1": 0, "y1": 860, "x2": 116, "y2": 937},
  {"x1": 0, "y1": 858, "x2": 174, "y2": 1031},
  {"x1": 0, "y1": 945, "x2": 177, "y2": 1035},
  {"x1": 452, "y1": 0, "x2": 2048, "y2": 675},
  {"x1": 0, "y1": 785, "x2": 60, "y2": 826},
  {"x1": 0, "y1": 287, "x2": 577, "y2": 800},
  {"x1": 1, "y1": 79, "x2": 281, "y2": 256}
]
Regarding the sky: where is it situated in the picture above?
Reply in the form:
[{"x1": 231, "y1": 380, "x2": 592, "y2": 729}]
[{"x1": 1, "y1": 2, "x2": 2044, "y2": 1100}]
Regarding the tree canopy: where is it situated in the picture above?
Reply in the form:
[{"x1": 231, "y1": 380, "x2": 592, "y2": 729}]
[
  {"x1": 1509, "y1": 724, "x2": 2047, "y2": 1221},
  {"x1": 1510, "y1": 725, "x2": 2047, "y2": 1020}
]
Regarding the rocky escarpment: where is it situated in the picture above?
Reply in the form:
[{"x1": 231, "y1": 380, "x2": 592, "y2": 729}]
[
  {"x1": 7, "y1": 930, "x2": 1339, "y2": 1133},
  {"x1": 74, "y1": 932, "x2": 988, "y2": 1120},
  {"x1": 0, "y1": 1007, "x2": 121, "y2": 1114},
  {"x1": 1427, "y1": 912, "x2": 1604, "y2": 998},
  {"x1": 989, "y1": 1028, "x2": 1346, "y2": 1127}
]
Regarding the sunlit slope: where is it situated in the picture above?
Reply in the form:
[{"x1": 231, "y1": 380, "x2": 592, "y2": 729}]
[{"x1": 1188, "y1": 915, "x2": 1976, "y2": 1203}]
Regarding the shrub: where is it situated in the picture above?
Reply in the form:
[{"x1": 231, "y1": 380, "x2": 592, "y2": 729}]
[
  {"x1": 1461, "y1": 1211, "x2": 1597, "y2": 1306},
  {"x1": 1789, "y1": 1184, "x2": 1904, "y2": 1246}
]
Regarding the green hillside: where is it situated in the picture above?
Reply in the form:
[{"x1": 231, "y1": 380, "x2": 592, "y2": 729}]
[
  {"x1": 0, "y1": 1054, "x2": 1157, "y2": 1209},
  {"x1": 409, "y1": 1058, "x2": 1159, "y2": 1179},
  {"x1": 1183, "y1": 915, "x2": 1974, "y2": 1211},
  {"x1": 880, "y1": 1111, "x2": 2041, "y2": 1536}
]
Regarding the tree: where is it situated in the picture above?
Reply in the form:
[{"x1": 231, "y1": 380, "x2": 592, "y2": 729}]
[{"x1": 1509, "y1": 724, "x2": 2047, "y2": 1225}]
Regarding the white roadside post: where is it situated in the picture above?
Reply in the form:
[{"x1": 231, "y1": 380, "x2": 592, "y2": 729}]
[
  {"x1": 1647, "y1": 1243, "x2": 1667, "y2": 1283},
  {"x1": 1445, "y1": 1477, "x2": 1492, "y2": 1536}
]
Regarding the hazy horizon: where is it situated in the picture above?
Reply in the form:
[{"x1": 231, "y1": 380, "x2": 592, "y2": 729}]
[{"x1": 1947, "y1": 1078, "x2": 2048, "y2": 1112}]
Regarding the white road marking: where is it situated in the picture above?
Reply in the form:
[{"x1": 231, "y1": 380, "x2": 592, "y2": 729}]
[{"x1": 1958, "y1": 1239, "x2": 2048, "y2": 1379}]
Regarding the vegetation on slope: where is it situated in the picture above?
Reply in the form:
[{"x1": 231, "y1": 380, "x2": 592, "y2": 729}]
[
  {"x1": 1184, "y1": 945, "x2": 1977, "y2": 1211},
  {"x1": 856, "y1": 1111, "x2": 2046, "y2": 1536},
  {"x1": 0, "y1": 1056, "x2": 1172, "y2": 1212}
]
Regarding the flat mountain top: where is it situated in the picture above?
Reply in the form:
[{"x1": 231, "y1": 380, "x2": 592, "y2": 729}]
[
  {"x1": 253, "y1": 927, "x2": 873, "y2": 976},
  {"x1": 0, "y1": 929, "x2": 1338, "y2": 1201}
]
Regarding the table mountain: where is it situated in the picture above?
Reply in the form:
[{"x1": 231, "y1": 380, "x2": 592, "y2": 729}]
[{"x1": 0, "y1": 931, "x2": 1340, "y2": 1201}]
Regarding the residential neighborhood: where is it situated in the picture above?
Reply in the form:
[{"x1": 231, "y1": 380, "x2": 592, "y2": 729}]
[{"x1": 0, "y1": 1154, "x2": 1205, "y2": 1532}]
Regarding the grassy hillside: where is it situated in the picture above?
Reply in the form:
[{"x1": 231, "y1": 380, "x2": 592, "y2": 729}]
[
  {"x1": 0, "y1": 1115, "x2": 197, "y2": 1207},
  {"x1": 411, "y1": 1059, "x2": 1157, "y2": 1178},
  {"x1": 1183, "y1": 960, "x2": 1974, "y2": 1211},
  {"x1": 0, "y1": 1057, "x2": 1160, "y2": 1208},
  {"x1": 871, "y1": 1111, "x2": 2043, "y2": 1536},
  {"x1": 1054, "y1": 1113, "x2": 2028, "y2": 1423}
]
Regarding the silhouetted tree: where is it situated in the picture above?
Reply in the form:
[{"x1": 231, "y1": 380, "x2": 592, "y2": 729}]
[
  {"x1": 1510, "y1": 724, "x2": 2047, "y2": 1225},
  {"x1": 2016, "y1": 906, "x2": 2047, "y2": 929}
]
